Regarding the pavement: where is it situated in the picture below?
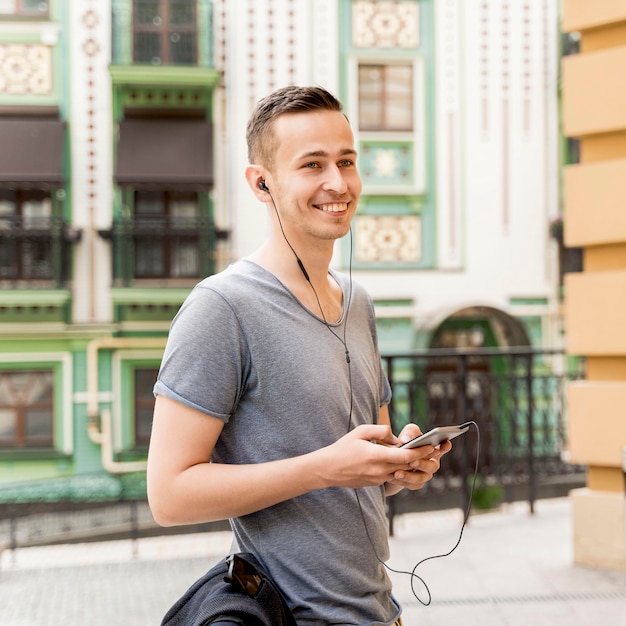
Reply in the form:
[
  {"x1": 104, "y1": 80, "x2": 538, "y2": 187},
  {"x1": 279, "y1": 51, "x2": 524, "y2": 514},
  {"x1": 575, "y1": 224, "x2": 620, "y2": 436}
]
[{"x1": 1, "y1": 497, "x2": 625, "y2": 625}]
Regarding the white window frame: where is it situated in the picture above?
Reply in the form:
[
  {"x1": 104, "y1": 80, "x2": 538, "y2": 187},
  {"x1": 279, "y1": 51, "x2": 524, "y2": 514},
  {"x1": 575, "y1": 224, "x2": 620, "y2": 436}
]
[{"x1": 348, "y1": 55, "x2": 426, "y2": 195}]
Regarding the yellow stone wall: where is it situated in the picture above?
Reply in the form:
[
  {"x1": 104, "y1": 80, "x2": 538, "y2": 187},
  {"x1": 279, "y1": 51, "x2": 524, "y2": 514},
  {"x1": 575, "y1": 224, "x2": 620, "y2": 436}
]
[{"x1": 562, "y1": 0, "x2": 626, "y2": 570}]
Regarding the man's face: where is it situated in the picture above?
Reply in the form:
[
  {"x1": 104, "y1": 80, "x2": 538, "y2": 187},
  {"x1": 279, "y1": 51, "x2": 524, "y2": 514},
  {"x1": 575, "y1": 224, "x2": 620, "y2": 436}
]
[{"x1": 267, "y1": 109, "x2": 362, "y2": 243}]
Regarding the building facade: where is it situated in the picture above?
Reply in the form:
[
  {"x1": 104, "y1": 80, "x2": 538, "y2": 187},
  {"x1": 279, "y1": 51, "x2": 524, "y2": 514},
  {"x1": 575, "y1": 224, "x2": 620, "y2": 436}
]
[
  {"x1": 0, "y1": 1, "x2": 563, "y2": 503},
  {"x1": 562, "y1": 0, "x2": 626, "y2": 570}
]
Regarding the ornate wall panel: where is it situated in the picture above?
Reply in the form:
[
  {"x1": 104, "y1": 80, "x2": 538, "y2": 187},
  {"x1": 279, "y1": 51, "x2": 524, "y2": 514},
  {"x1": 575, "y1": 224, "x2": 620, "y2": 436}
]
[
  {"x1": 347, "y1": 0, "x2": 425, "y2": 268},
  {"x1": 355, "y1": 215, "x2": 421, "y2": 263},
  {"x1": 352, "y1": 0, "x2": 419, "y2": 48},
  {"x1": 0, "y1": 44, "x2": 52, "y2": 95},
  {"x1": 360, "y1": 142, "x2": 413, "y2": 186}
]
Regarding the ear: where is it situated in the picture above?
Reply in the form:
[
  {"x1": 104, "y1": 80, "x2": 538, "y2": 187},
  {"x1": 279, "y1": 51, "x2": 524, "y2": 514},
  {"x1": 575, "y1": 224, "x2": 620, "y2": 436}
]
[{"x1": 245, "y1": 164, "x2": 271, "y2": 201}]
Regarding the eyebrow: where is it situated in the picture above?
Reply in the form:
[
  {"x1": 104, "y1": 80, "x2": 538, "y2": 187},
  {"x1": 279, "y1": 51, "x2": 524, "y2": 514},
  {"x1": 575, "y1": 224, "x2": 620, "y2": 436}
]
[{"x1": 295, "y1": 148, "x2": 358, "y2": 160}]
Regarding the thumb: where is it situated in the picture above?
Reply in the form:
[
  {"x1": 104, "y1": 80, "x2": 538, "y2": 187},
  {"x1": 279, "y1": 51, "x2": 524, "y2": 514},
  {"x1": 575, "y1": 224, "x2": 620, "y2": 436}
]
[{"x1": 351, "y1": 423, "x2": 396, "y2": 445}]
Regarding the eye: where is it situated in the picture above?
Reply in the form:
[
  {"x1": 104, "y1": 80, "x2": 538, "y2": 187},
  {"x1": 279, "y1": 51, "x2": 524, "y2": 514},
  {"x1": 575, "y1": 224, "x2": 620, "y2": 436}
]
[
  {"x1": 338, "y1": 159, "x2": 355, "y2": 167},
  {"x1": 304, "y1": 162, "x2": 320, "y2": 169}
]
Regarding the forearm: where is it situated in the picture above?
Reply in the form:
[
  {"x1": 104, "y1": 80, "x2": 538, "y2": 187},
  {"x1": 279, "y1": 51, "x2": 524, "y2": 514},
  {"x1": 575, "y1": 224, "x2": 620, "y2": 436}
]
[
  {"x1": 148, "y1": 396, "x2": 433, "y2": 527},
  {"x1": 148, "y1": 451, "x2": 327, "y2": 526}
]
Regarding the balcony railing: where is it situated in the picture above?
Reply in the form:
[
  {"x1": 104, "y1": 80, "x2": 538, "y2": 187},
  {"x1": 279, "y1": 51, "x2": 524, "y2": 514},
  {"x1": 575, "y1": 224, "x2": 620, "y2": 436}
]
[
  {"x1": 101, "y1": 215, "x2": 226, "y2": 285},
  {"x1": 0, "y1": 216, "x2": 80, "y2": 287}
]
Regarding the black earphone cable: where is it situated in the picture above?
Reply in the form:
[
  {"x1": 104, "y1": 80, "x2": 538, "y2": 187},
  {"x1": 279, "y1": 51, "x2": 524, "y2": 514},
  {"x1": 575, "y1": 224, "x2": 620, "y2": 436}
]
[
  {"x1": 266, "y1": 185, "x2": 352, "y2": 367},
  {"x1": 355, "y1": 420, "x2": 481, "y2": 606},
  {"x1": 265, "y1": 182, "x2": 479, "y2": 606}
]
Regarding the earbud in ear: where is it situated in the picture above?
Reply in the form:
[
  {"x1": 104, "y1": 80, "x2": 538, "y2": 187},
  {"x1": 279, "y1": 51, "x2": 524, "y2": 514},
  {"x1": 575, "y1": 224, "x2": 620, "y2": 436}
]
[{"x1": 259, "y1": 180, "x2": 269, "y2": 192}]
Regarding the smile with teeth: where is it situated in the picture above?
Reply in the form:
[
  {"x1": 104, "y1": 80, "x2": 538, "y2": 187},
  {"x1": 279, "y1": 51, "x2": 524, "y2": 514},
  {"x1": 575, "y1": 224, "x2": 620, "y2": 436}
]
[{"x1": 315, "y1": 202, "x2": 349, "y2": 213}]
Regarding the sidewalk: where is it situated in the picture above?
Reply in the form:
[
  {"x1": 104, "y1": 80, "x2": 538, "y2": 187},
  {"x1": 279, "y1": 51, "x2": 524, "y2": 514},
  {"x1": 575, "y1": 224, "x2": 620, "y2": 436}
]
[
  {"x1": 386, "y1": 498, "x2": 626, "y2": 625},
  {"x1": 1, "y1": 497, "x2": 625, "y2": 625}
]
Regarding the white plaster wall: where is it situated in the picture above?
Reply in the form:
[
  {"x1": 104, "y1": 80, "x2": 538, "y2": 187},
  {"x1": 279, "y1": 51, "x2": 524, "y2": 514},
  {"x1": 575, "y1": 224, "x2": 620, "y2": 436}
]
[
  {"x1": 218, "y1": 0, "x2": 561, "y2": 341},
  {"x1": 356, "y1": 0, "x2": 561, "y2": 339},
  {"x1": 218, "y1": 0, "x2": 340, "y2": 261}
]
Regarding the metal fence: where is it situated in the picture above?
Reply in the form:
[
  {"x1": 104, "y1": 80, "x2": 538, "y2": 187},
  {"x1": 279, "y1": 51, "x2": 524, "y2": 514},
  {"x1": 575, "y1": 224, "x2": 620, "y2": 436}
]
[
  {"x1": 0, "y1": 494, "x2": 228, "y2": 559},
  {"x1": 0, "y1": 348, "x2": 586, "y2": 550},
  {"x1": 383, "y1": 347, "x2": 586, "y2": 532}
]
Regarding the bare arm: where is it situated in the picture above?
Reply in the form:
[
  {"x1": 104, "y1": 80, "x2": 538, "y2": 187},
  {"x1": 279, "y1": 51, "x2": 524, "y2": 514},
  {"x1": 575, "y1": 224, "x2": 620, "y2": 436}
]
[{"x1": 147, "y1": 395, "x2": 436, "y2": 526}]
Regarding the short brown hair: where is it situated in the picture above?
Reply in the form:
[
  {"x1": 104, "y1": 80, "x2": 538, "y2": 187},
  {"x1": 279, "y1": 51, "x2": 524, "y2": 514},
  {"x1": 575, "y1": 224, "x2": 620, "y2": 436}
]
[{"x1": 246, "y1": 85, "x2": 344, "y2": 168}]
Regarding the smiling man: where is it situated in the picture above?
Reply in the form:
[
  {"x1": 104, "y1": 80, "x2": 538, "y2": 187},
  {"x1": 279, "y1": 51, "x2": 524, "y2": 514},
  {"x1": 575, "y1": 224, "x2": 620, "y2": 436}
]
[{"x1": 147, "y1": 85, "x2": 451, "y2": 625}]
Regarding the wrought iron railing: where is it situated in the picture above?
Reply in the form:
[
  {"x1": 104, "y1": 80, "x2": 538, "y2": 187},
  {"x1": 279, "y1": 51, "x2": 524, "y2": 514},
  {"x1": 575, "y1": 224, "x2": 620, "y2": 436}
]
[
  {"x1": 0, "y1": 473, "x2": 226, "y2": 556},
  {"x1": 0, "y1": 348, "x2": 586, "y2": 549},
  {"x1": 103, "y1": 215, "x2": 220, "y2": 285},
  {"x1": 383, "y1": 347, "x2": 586, "y2": 530},
  {"x1": 0, "y1": 216, "x2": 79, "y2": 287}
]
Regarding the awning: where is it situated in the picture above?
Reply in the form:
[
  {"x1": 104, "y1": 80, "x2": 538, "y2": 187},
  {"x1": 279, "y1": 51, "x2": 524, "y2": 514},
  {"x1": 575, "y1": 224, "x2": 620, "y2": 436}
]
[
  {"x1": 0, "y1": 118, "x2": 66, "y2": 184},
  {"x1": 115, "y1": 118, "x2": 213, "y2": 187}
]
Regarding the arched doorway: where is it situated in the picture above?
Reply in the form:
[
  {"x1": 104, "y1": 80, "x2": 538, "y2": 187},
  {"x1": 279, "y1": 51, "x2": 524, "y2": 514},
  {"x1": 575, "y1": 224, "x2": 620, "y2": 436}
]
[
  {"x1": 422, "y1": 306, "x2": 531, "y2": 476},
  {"x1": 427, "y1": 305, "x2": 532, "y2": 351}
]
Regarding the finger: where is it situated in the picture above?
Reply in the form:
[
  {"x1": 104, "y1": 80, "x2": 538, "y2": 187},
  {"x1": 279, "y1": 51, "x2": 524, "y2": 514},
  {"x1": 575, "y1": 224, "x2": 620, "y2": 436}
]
[
  {"x1": 439, "y1": 440, "x2": 453, "y2": 454},
  {"x1": 356, "y1": 423, "x2": 395, "y2": 445},
  {"x1": 405, "y1": 444, "x2": 436, "y2": 460},
  {"x1": 409, "y1": 457, "x2": 441, "y2": 475},
  {"x1": 390, "y1": 469, "x2": 432, "y2": 490}
]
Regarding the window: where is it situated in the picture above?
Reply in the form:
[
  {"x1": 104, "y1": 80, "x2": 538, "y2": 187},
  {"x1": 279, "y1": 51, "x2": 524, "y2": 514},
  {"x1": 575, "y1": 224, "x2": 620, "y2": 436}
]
[
  {"x1": 134, "y1": 368, "x2": 158, "y2": 447},
  {"x1": 358, "y1": 63, "x2": 413, "y2": 131},
  {"x1": 0, "y1": 370, "x2": 54, "y2": 449},
  {"x1": 133, "y1": 0, "x2": 197, "y2": 65},
  {"x1": 134, "y1": 190, "x2": 200, "y2": 278},
  {"x1": 0, "y1": 190, "x2": 53, "y2": 280},
  {"x1": 0, "y1": 0, "x2": 48, "y2": 16}
]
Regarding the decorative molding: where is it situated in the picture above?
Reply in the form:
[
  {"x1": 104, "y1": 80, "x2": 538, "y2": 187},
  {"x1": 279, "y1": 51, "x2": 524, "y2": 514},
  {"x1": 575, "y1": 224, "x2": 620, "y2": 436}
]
[
  {"x1": 351, "y1": 0, "x2": 419, "y2": 49},
  {"x1": 109, "y1": 64, "x2": 220, "y2": 87},
  {"x1": 542, "y1": 0, "x2": 557, "y2": 283},
  {"x1": 355, "y1": 215, "x2": 421, "y2": 263},
  {"x1": 120, "y1": 86, "x2": 210, "y2": 109},
  {"x1": 0, "y1": 21, "x2": 60, "y2": 38},
  {"x1": 501, "y1": 0, "x2": 510, "y2": 233},
  {"x1": 69, "y1": 0, "x2": 113, "y2": 324},
  {"x1": 214, "y1": 0, "x2": 227, "y2": 72},
  {"x1": 360, "y1": 141, "x2": 413, "y2": 186},
  {"x1": 479, "y1": 1, "x2": 490, "y2": 135},
  {"x1": 522, "y1": 1, "x2": 532, "y2": 135},
  {"x1": 82, "y1": 6, "x2": 100, "y2": 228},
  {"x1": 246, "y1": 0, "x2": 256, "y2": 111},
  {"x1": 267, "y1": 0, "x2": 275, "y2": 92},
  {"x1": 0, "y1": 44, "x2": 53, "y2": 95},
  {"x1": 287, "y1": 0, "x2": 296, "y2": 84}
]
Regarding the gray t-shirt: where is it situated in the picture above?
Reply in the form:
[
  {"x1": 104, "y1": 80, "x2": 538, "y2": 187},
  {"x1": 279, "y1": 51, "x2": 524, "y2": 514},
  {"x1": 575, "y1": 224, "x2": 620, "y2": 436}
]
[{"x1": 154, "y1": 259, "x2": 400, "y2": 625}]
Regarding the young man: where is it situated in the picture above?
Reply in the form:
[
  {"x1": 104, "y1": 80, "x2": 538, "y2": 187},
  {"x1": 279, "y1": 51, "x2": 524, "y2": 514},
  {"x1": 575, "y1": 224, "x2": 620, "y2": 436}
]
[{"x1": 148, "y1": 85, "x2": 451, "y2": 625}]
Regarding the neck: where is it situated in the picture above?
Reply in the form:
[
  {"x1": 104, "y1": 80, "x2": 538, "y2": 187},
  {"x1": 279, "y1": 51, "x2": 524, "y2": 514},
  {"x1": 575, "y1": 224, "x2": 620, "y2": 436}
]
[
  {"x1": 249, "y1": 237, "x2": 343, "y2": 323},
  {"x1": 251, "y1": 233, "x2": 333, "y2": 284}
]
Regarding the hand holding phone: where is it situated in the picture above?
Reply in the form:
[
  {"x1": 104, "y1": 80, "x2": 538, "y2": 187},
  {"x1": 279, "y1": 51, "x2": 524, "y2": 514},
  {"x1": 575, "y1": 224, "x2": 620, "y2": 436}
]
[{"x1": 399, "y1": 422, "x2": 471, "y2": 449}]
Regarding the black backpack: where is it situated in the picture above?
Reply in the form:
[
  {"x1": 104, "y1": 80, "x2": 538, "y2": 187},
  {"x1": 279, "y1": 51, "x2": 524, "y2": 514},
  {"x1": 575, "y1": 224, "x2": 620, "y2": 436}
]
[{"x1": 161, "y1": 552, "x2": 297, "y2": 626}]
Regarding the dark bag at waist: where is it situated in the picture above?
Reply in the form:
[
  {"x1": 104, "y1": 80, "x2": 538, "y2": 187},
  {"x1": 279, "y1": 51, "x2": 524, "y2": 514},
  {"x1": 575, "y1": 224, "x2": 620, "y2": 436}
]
[{"x1": 161, "y1": 552, "x2": 296, "y2": 626}]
